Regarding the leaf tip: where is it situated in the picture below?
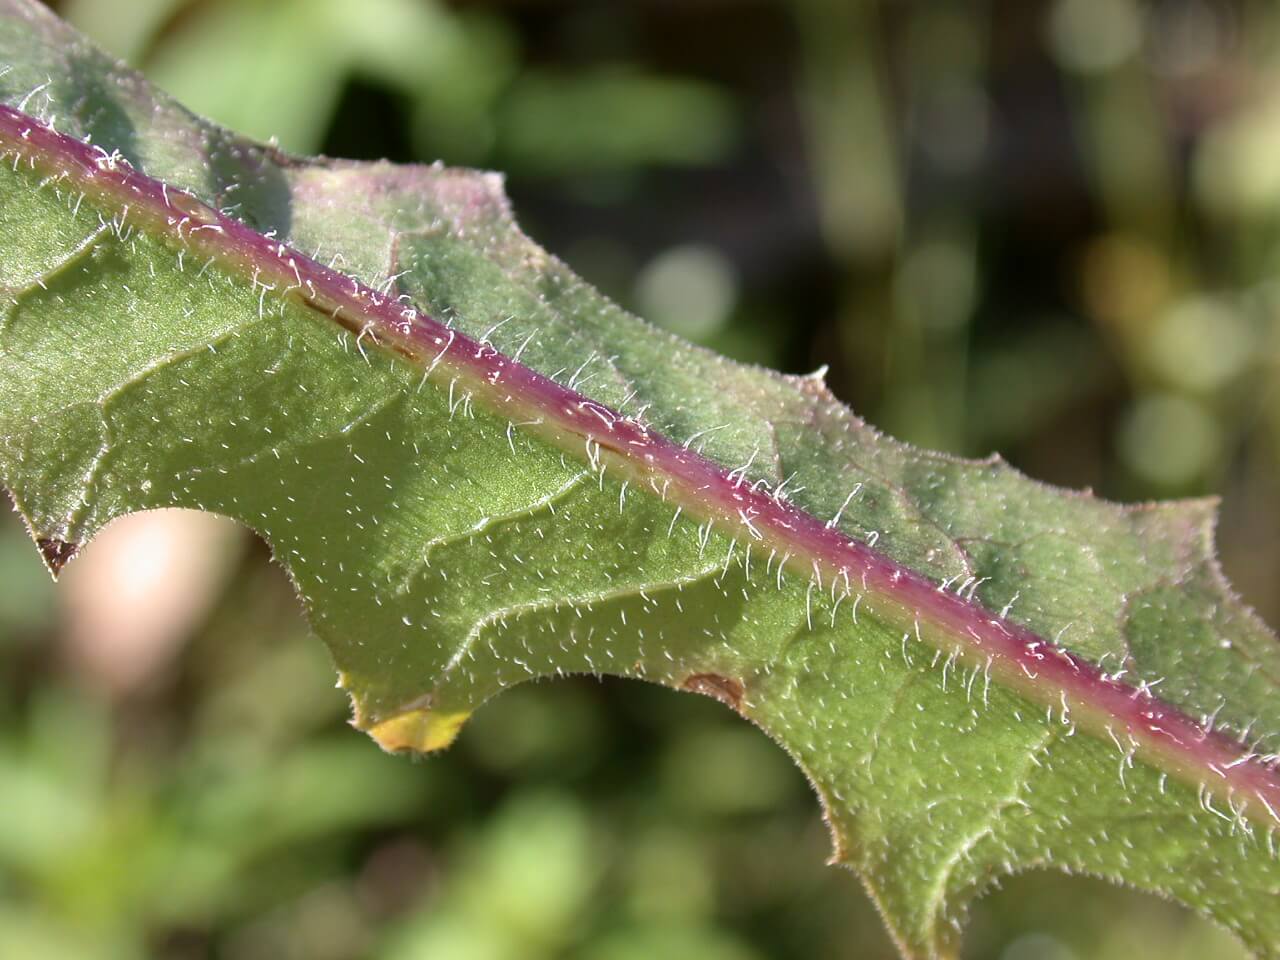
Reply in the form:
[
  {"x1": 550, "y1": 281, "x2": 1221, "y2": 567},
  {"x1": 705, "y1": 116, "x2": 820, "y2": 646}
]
[
  {"x1": 365, "y1": 707, "x2": 471, "y2": 754},
  {"x1": 35, "y1": 536, "x2": 78, "y2": 577}
]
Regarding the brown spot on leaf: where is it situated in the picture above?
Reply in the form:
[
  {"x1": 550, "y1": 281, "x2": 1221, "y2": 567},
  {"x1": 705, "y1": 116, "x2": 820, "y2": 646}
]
[
  {"x1": 37, "y1": 537, "x2": 78, "y2": 575},
  {"x1": 682, "y1": 672, "x2": 744, "y2": 711}
]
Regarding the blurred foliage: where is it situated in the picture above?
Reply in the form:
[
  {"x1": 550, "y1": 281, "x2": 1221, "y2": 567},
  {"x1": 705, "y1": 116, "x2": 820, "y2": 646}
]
[{"x1": 2, "y1": 0, "x2": 1276, "y2": 956}]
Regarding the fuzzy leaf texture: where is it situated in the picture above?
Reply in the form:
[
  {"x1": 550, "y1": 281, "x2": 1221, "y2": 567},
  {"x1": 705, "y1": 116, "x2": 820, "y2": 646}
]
[{"x1": 1, "y1": 3, "x2": 1279, "y2": 957}]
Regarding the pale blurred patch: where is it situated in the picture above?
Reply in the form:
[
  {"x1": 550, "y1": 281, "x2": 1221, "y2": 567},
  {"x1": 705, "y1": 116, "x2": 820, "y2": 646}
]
[
  {"x1": 1194, "y1": 88, "x2": 1280, "y2": 220},
  {"x1": 1118, "y1": 392, "x2": 1220, "y2": 487},
  {"x1": 1001, "y1": 932, "x2": 1077, "y2": 960},
  {"x1": 635, "y1": 244, "x2": 738, "y2": 343},
  {"x1": 1047, "y1": 0, "x2": 1143, "y2": 74},
  {"x1": 1079, "y1": 233, "x2": 1172, "y2": 338},
  {"x1": 894, "y1": 238, "x2": 978, "y2": 335},
  {"x1": 58, "y1": 509, "x2": 245, "y2": 695},
  {"x1": 60, "y1": 0, "x2": 182, "y2": 62},
  {"x1": 1148, "y1": 295, "x2": 1256, "y2": 392}
]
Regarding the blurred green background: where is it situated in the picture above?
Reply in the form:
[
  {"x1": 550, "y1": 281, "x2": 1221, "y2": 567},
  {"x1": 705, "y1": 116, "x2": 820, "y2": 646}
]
[{"x1": 1, "y1": 0, "x2": 1275, "y2": 956}]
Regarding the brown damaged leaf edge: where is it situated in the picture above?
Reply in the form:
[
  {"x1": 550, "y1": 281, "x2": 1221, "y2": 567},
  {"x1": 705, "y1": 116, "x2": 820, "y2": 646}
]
[
  {"x1": 35, "y1": 535, "x2": 78, "y2": 574},
  {"x1": 1, "y1": 103, "x2": 1279, "y2": 832},
  {"x1": 682, "y1": 672, "x2": 746, "y2": 711}
]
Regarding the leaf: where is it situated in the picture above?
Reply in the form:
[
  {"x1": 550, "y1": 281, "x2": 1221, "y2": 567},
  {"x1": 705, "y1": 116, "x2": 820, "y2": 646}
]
[{"x1": 1, "y1": 3, "x2": 1278, "y2": 956}]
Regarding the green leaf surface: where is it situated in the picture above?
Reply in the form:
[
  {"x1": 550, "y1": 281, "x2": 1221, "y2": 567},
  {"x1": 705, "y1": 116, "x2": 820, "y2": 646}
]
[{"x1": 0, "y1": 3, "x2": 1277, "y2": 956}]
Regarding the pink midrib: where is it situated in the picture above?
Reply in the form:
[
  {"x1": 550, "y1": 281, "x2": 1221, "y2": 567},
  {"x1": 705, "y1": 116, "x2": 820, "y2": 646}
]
[{"x1": 1, "y1": 102, "x2": 1277, "y2": 828}]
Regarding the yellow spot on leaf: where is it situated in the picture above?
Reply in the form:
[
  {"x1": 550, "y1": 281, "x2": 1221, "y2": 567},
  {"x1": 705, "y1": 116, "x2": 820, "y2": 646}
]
[{"x1": 368, "y1": 708, "x2": 470, "y2": 753}]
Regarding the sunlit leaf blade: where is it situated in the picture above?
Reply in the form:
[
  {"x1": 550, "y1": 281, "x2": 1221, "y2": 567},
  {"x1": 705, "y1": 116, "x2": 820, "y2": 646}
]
[{"x1": 1, "y1": 3, "x2": 1278, "y2": 956}]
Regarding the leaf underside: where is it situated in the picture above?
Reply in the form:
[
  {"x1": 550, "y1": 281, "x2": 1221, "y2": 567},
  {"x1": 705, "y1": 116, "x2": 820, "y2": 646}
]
[{"x1": 1, "y1": 3, "x2": 1278, "y2": 957}]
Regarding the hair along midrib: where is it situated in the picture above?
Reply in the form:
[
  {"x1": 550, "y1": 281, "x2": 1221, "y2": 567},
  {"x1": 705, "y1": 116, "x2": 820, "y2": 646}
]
[{"x1": 0, "y1": 100, "x2": 1277, "y2": 830}]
